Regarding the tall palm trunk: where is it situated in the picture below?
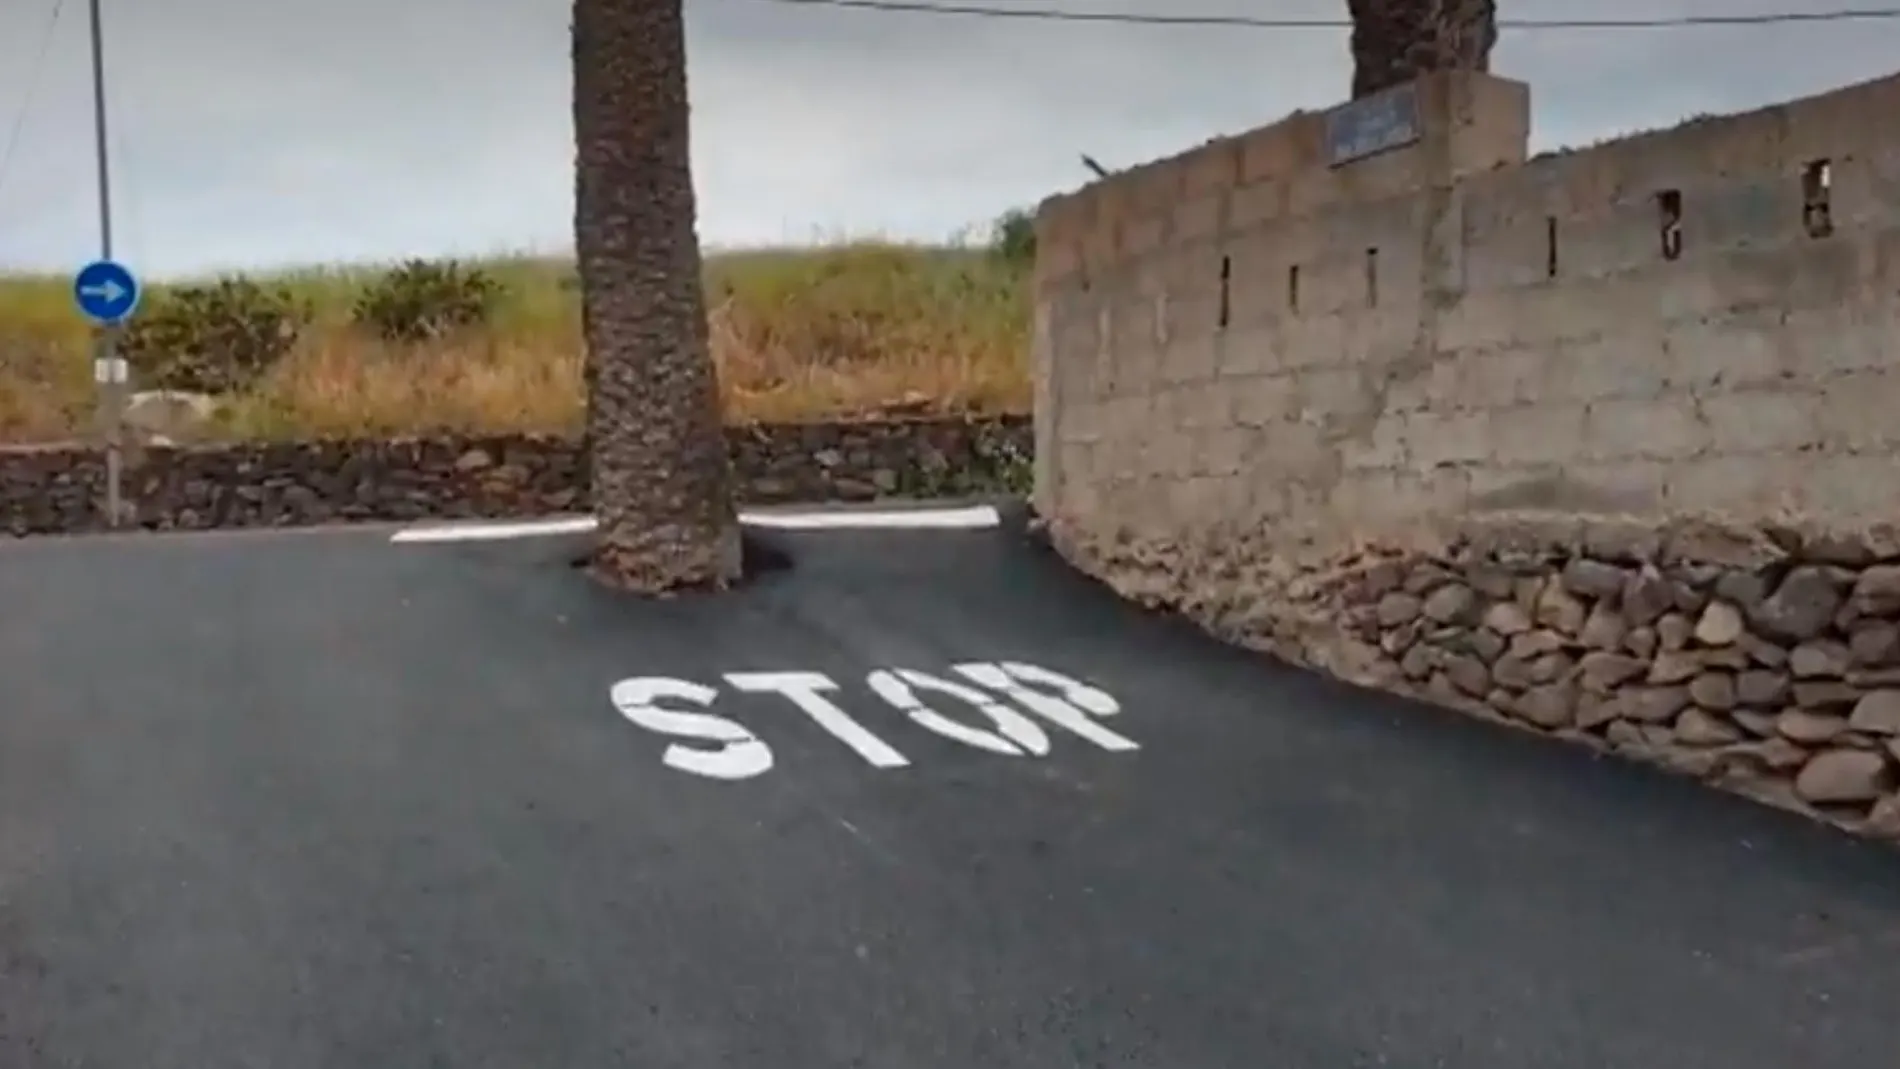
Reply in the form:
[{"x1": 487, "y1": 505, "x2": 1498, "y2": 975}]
[
  {"x1": 1347, "y1": 0, "x2": 1498, "y2": 99},
  {"x1": 572, "y1": 0, "x2": 742, "y2": 592}
]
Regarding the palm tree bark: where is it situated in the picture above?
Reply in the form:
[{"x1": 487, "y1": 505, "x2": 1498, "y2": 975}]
[
  {"x1": 1347, "y1": 0, "x2": 1498, "y2": 99},
  {"x1": 572, "y1": 0, "x2": 742, "y2": 592}
]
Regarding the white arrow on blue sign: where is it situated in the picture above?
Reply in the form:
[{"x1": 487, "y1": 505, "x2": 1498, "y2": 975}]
[{"x1": 72, "y1": 259, "x2": 141, "y2": 323}]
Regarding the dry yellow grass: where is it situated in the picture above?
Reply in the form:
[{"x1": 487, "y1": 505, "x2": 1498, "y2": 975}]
[{"x1": 0, "y1": 242, "x2": 1032, "y2": 442}]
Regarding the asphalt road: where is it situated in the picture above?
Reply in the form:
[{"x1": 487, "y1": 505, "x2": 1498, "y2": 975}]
[{"x1": 4, "y1": 509, "x2": 1900, "y2": 1069}]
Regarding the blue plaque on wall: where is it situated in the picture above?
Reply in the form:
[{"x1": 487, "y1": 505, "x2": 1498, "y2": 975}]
[{"x1": 1326, "y1": 84, "x2": 1422, "y2": 166}]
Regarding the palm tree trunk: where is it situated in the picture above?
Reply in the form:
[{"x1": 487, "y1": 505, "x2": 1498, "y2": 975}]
[
  {"x1": 1347, "y1": 0, "x2": 1498, "y2": 99},
  {"x1": 572, "y1": 0, "x2": 742, "y2": 592}
]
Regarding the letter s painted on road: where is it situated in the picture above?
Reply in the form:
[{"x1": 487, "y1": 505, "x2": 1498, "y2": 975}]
[{"x1": 608, "y1": 676, "x2": 773, "y2": 780}]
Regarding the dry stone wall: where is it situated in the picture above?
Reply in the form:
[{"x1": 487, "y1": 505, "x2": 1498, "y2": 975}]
[
  {"x1": 1031, "y1": 67, "x2": 1900, "y2": 839},
  {"x1": 1053, "y1": 515, "x2": 1900, "y2": 840},
  {"x1": 0, "y1": 417, "x2": 1030, "y2": 535},
  {"x1": 1336, "y1": 521, "x2": 1900, "y2": 837}
]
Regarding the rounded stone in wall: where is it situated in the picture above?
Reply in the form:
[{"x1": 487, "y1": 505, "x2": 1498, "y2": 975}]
[{"x1": 1794, "y1": 749, "x2": 1892, "y2": 805}]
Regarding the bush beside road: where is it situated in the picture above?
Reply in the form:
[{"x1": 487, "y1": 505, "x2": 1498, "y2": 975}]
[{"x1": 0, "y1": 240, "x2": 1032, "y2": 443}]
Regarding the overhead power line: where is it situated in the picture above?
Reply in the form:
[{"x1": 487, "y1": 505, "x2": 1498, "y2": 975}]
[
  {"x1": 748, "y1": 0, "x2": 1900, "y2": 31},
  {"x1": 0, "y1": 0, "x2": 67, "y2": 200}
]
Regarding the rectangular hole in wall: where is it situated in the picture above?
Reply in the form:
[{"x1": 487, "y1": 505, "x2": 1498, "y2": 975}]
[
  {"x1": 1803, "y1": 159, "x2": 1834, "y2": 238},
  {"x1": 1365, "y1": 247, "x2": 1378, "y2": 307},
  {"x1": 1218, "y1": 255, "x2": 1231, "y2": 329},
  {"x1": 1657, "y1": 189, "x2": 1683, "y2": 260},
  {"x1": 1545, "y1": 216, "x2": 1558, "y2": 279},
  {"x1": 1288, "y1": 264, "x2": 1300, "y2": 312}
]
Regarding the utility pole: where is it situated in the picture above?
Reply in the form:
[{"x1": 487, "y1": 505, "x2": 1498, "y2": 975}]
[{"x1": 85, "y1": 0, "x2": 129, "y2": 526}]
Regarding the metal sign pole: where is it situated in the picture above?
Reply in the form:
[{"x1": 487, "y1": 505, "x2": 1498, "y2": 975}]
[{"x1": 87, "y1": 0, "x2": 126, "y2": 527}]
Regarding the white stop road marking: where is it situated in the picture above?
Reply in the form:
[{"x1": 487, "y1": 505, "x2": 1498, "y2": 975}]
[{"x1": 609, "y1": 661, "x2": 1133, "y2": 780}]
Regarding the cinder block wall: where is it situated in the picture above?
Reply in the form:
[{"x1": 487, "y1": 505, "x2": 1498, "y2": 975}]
[{"x1": 1032, "y1": 69, "x2": 1900, "y2": 544}]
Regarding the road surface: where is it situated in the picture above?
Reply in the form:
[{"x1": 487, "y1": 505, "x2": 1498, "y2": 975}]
[{"x1": 3, "y1": 507, "x2": 1899, "y2": 1068}]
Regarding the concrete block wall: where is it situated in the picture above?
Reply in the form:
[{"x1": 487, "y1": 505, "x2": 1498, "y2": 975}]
[{"x1": 1032, "y1": 68, "x2": 1900, "y2": 545}]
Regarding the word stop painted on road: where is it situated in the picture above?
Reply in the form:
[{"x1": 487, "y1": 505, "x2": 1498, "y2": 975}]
[{"x1": 608, "y1": 662, "x2": 1133, "y2": 780}]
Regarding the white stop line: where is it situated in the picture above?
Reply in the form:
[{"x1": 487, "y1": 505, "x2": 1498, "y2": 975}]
[
  {"x1": 611, "y1": 661, "x2": 1134, "y2": 780},
  {"x1": 390, "y1": 506, "x2": 1001, "y2": 543}
]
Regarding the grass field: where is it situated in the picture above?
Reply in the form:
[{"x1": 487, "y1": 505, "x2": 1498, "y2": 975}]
[{"x1": 0, "y1": 242, "x2": 1032, "y2": 443}]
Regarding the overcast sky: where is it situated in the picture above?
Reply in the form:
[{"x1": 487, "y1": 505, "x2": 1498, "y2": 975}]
[{"x1": 1, "y1": 0, "x2": 1896, "y2": 278}]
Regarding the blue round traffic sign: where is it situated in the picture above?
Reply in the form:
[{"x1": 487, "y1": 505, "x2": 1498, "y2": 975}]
[{"x1": 73, "y1": 259, "x2": 141, "y2": 323}]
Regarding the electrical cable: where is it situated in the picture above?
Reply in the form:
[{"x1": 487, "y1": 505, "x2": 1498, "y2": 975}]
[
  {"x1": 745, "y1": 0, "x2": 1900, "y2": 32},
  {"x1": 0, "y1": 0, "x2": 67, "y2": 200}
]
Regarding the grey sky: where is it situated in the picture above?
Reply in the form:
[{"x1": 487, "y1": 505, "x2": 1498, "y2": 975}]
[{"x1": 1, "y1": 0, "x2": 1897, "y2": 278}]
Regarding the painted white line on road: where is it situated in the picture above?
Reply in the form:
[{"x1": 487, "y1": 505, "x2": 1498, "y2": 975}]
[
  {"x1": 389, "y1": 505, "x2": 1000, "y2": 543},
  {"x1": 389, "y1": 516, "x2": 595, "y2": 543},
  {"x1": 742, "y1": 504, "x2": 1000, "y2": 530}
]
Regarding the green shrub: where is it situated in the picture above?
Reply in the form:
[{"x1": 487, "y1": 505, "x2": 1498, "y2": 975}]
[
  {"x1": 119, "y1": 277, "x2": 310, "y2": 394},
  {"x1": 351, "y1": 258, "x2": 502, "y2": 343},
  {"x1": 992, "y1": 208, "x2": 1036, "y2": 266}
]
